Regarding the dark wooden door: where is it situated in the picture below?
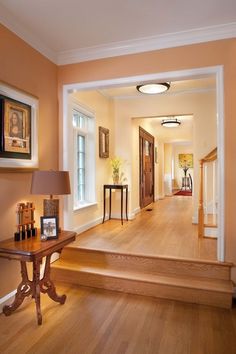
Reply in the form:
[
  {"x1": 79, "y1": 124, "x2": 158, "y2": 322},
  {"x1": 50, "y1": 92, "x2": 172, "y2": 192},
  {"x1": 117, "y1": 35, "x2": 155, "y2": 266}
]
[{"x1": 139, "y1": 127, "x2": 154, "y2": 208}]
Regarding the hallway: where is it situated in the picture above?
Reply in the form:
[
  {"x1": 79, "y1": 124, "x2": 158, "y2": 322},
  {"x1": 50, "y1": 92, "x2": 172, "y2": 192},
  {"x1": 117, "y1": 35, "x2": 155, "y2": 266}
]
[{"x1": 72, "y1": 196, "x2": 217, "y2": 261}]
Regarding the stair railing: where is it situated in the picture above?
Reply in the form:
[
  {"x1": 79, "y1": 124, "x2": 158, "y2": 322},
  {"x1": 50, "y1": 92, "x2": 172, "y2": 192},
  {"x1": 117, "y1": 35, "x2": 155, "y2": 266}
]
[{"x1": 198, "y1": 148, "x2": 217, "y2": 238}]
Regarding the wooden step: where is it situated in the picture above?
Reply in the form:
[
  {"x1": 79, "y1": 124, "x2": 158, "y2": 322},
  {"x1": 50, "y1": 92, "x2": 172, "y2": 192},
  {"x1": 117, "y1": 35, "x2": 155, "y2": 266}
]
[
  {"x1": 51, "y1": 247, "x2": 233, "y2": 309},
  {"x1": 60, "y1": 247, "x2": 232, "y2": 281},
  {"x1": 51, "y1": 261, "x2": 233, "y2": 309}
]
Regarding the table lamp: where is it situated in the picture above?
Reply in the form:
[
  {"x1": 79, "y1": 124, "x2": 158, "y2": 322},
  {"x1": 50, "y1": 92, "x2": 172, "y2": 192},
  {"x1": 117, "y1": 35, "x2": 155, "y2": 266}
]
[{"x1": 30, "y1": 170, "x2": 71, "y2": 231}]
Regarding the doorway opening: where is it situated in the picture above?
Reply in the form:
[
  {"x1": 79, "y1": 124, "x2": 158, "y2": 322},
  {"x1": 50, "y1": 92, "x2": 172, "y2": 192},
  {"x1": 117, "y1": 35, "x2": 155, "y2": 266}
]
[{"x1": 62, "y1": 66, "x2": 224, "y2": 262}]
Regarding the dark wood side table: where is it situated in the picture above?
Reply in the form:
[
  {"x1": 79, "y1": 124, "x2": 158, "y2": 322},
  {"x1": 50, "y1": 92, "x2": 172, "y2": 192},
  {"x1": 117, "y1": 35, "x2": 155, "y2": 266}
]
[
  {"x1": 0, "y1": 230, "x2": 76, "y2": 325},
  {"x1": 103, "y1": 184, "x2": 128, "y2": 225}
]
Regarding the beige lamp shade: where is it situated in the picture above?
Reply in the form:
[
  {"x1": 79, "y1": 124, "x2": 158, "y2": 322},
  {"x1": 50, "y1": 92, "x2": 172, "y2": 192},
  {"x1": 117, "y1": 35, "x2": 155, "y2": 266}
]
[
  {"x1": 31, "y1": 171, "x2": 71, "y2": 231},
  {"x1": 31, "y1": 170, "x2": 71, "y2": 196}
]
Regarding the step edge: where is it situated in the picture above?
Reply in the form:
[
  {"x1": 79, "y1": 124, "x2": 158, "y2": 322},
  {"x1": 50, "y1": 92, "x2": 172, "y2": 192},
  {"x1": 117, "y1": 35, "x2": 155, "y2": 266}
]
[
  {"x1": 63, "y1": 246, "x2": 234, "y2": 267},
  {"x1": 52, "y1": 265, "x2": 233, "y2": 294}
]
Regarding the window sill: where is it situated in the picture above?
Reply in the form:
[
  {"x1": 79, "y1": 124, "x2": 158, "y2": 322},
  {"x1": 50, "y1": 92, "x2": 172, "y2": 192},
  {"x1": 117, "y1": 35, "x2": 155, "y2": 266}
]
[{"x1": 73, "y1": 201, "x2": 97, "y2": 212}]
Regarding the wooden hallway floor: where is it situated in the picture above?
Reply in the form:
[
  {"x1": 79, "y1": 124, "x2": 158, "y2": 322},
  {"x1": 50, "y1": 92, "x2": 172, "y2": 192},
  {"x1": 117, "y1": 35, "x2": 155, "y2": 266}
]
[
  {"x1": 73, "y1": 196, "x2": 217, "y2": 261},
  {"x1": 1, "y1": 283, "x2": 236, "y2": 354}
]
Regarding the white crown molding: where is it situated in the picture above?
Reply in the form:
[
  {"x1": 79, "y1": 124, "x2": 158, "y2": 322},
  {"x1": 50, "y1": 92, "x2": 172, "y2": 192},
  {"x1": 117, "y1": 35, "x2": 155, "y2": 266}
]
[
  {"x1": 1, "y1": 3, "x2": 235, "y2": 66},
  {"x1": 57, "y1": 22, "x2": 236, "y2": 65},
  {"x1": 0, "y1": 4, "x2": 57, "y2": 63}
]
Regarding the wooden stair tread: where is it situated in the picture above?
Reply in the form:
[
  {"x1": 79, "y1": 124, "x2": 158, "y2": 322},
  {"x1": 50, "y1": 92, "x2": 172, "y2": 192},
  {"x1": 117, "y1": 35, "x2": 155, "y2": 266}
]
[
  {"x1": 64, "y1": 245, "x2": 233, "y2": 268},
  {"x1": 52, "y1": 261, "x2": 233, "y2": 293}
]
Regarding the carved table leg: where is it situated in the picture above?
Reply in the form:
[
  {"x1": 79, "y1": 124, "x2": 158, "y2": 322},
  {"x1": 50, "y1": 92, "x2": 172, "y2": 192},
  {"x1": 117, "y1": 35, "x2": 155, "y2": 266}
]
[
  {"x1": 32, "y1": 259, "x2": 42, "y2": 325},
  {"x1": 40, "y1": 254, "x2": 66, "y2": 304},
  {"x1": 3, "y1": 261, "x2": 32, "y2": 316}
]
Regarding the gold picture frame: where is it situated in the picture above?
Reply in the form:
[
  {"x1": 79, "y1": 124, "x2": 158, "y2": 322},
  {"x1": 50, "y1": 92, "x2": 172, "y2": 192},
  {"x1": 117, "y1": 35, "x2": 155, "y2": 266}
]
[
  {"x1": 99, "y1": 126, "x2": 109, "y2": 158},
  {"x1": 0, "y1": 95, "x2": 31, "y2": 159},
  {"x1": 0, "y1": 82, "x2": 39, "y2": 171},
  {"x1": 178, "y1": 153, "x2": 193, "y2": 168}
]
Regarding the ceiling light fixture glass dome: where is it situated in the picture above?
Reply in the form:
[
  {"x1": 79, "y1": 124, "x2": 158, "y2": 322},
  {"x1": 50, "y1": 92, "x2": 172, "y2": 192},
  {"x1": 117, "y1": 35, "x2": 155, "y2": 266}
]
[
  {"x1": 136, "y1": 82, "x2": 170, "y2": 94},
  {"x1": 161, "y1": 118, "x2": 181, "y2": 127}
]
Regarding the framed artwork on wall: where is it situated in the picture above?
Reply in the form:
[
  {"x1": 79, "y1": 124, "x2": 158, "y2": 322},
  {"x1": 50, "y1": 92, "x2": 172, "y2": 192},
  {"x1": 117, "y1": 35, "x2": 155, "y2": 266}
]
[
  {"x1": 178, "y1": 153, "x2": 193, "y2": 169},
  {"x1": 0, "y1": 82, "x2": 38, "y2": 171},
  {"x1": 0, "y1": 95, "x2": 31, "y2": 159},
  {"x1": 99, "y1": 126, "x2": 109, "y2": 158}
]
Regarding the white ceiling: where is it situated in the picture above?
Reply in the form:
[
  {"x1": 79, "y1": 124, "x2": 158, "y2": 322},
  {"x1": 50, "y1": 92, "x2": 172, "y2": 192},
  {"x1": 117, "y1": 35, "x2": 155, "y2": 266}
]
[{"x1": 0, "y1": 0, "x2": 236, "y2": 64}]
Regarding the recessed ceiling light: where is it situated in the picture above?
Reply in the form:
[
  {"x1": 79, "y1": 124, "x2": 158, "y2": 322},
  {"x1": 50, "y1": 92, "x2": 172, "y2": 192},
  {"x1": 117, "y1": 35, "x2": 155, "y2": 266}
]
[
  {"x1": 136, "y1": 82, "x2": 170, "y2": 94},
  {"x1": 161, "y1": 118, "x2": 181, "y2": 127}
]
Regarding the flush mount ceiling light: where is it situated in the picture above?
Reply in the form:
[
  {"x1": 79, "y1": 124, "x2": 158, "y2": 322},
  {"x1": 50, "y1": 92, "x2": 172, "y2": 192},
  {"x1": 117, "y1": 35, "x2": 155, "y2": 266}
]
[
  {"x1": 161, "y1": 118, "x2": 181, "y2": 128},
  {"x1": 136, "y1": 82, "x2": 170, "y2": 94}
]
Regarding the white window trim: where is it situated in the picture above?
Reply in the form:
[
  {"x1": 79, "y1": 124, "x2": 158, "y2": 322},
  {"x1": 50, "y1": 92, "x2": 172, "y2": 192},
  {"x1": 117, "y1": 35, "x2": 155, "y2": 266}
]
[{"x1": 71, "y1": 99, "x2": 96, "y2": 211}]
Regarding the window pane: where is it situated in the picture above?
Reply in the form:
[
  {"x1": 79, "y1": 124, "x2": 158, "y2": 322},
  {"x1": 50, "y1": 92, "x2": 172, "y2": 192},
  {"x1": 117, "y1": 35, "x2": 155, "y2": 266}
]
[
  {"x1": 77, "y1": 152, "x2": 85, "y2": 168},
  {"x1": 78, "y1": 184, "x2": 85, "y2": 201},
  {"x1": 79, "y1": 116, "x2": 86, "y2": 129},
  {"x1": 77, "y1": 135, "x2": 85, "y2": 152},
  {"x1": 73, "y1": 111, "x2": 79, "y2": 127},
  {"x1": 72, "y1": 105, "x2": 94, "y2": 208},
  {"x1": 78, "y1": 168, "x2": 85, "y2": 184}
]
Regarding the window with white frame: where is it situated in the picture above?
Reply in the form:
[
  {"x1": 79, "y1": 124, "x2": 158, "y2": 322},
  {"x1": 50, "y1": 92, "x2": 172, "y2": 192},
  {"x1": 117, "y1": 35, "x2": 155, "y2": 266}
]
[{"x1": 72, "y1": 104, "x2": 96, "y2": 209}]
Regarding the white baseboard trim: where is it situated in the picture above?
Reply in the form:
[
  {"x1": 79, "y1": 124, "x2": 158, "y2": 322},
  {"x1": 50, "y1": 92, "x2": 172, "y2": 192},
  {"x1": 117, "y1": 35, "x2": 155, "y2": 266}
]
[
  {"x1": 0, "y1": 289, "x2": 16, "y2": 314},
  {"x1": 155, "y1": 195, "x2": 165, "y2": 201},
  {"x1": 74, "y1": 216, "x2": 103, "y2": 234},
  {"x1": 74, "y1": 209, "x2": 141, "y2": 235},
  {"x1": 131, "y1": 207, "x2": 141, "y2": 217}
]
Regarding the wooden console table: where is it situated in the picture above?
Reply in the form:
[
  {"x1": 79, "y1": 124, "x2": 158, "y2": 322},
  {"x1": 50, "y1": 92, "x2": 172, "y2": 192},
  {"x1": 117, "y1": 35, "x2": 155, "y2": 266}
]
[
  {"x1": 0, "y1": 230, "x2": 76, "y2": 325},
  {"x1": 103, "y1": 184, "x2": 128, "y2": 225}
]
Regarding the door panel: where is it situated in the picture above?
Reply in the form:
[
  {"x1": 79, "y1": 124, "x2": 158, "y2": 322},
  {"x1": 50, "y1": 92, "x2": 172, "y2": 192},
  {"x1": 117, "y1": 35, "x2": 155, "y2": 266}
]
[{"x1": 139, "y1": 127, "x2": 154, "y2": 208}]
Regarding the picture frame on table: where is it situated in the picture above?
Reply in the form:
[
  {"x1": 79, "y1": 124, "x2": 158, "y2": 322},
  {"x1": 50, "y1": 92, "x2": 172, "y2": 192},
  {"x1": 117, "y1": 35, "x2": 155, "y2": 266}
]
[{"x1": 40, "y1": 216, "x2": 58, "y2": 240}]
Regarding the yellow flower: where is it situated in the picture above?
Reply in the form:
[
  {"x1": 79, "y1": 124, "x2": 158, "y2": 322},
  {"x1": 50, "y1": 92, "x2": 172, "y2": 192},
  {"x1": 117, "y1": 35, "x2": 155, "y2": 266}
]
[{"x1": 110, "y1": 156, "x2": 122, "y2": 172}]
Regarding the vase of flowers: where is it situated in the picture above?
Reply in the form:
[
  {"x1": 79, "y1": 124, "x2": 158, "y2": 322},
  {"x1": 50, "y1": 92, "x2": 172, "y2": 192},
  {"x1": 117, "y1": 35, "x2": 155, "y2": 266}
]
[{"x1": 110, "y1": 156, "x2": 122, "y2": 184}]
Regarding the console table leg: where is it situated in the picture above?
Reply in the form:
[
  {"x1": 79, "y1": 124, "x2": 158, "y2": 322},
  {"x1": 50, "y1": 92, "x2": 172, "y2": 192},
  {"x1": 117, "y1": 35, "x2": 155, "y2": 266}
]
[
  {"x1": 109, "y1": 188, "x2": 112, "y2": 220},
  {"x1": 40, "y1": 254, "x2": 66, "y2": 305},
  {"x1": 32, "y1": 259, "x2": 42, "y2": 325},
  {"x1": 3, "y1": 261, "x2": 32, "y2": 316}
]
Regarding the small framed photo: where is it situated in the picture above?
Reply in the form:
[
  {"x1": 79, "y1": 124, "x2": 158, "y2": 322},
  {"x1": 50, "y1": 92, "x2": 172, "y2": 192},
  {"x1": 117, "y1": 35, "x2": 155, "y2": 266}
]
[{"x1": 40, "y1": 216, "x2": 58, "y2": 240}]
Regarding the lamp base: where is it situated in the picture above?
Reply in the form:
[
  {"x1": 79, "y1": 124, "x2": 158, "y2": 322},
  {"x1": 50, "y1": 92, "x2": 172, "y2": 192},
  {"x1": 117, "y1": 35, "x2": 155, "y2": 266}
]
[{"x1": 43, "y1": 199, "x2": 61, "y2": 232}]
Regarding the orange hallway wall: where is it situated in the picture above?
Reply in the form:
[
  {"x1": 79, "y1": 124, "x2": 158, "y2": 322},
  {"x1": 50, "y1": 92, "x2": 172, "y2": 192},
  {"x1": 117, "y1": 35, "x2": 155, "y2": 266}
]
[
  {"x1": 0, "y1": 24, "x2": 58, "y2": 296},
  {"x1": 58, "y1": 38, "x2": 236, "y2": 281}
]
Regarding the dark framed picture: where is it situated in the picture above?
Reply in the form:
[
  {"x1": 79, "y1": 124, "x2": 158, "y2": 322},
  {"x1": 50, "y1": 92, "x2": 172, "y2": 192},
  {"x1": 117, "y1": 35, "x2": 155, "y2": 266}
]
[
  {"x1": 40, "y1": 216, "x2": 58, "y2": 240},
  {"x1": 99, "y1": 126, "x2": 109, "y2": 158},
  {"x1": 0, "y1": 94, "x2": 31, "y2": 160}
]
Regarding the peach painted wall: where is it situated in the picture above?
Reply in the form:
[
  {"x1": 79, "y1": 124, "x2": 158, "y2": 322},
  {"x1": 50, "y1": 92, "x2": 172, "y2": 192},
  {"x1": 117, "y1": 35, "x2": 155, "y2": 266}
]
[
  {"x1": 58, "y1": 38, "x2": 236, "y2": 281},
  {"x1": 0, "y1": 25, "x2": 58, "y2": 297}
]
